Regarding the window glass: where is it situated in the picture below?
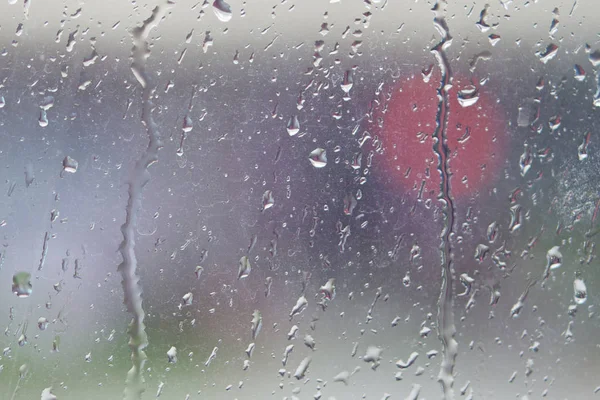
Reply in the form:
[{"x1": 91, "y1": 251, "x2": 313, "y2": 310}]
[{"x1": 0, "y1": 0, "x2": 599, "y2": 399}]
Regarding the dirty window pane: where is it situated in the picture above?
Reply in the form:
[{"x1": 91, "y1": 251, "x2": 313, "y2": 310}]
[{"x1": 1, "y1": 0, "x2": 599, "y2": 399}]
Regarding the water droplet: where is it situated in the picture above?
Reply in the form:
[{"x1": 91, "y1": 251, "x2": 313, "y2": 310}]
[
  {"x1": 341, "y1": 70, "x2": 353, "y2": 93},
  {"x1": 564, "y1": 320, "x2": 574, "y2": 340},
  {"x1": 40, "y1": 96, "x2": 55, "y2": 111},
  {"x1": 538, "y1": 43, "x2": 558, "y2": 64},
  {"x1": 488, "y1": 34, "x2": 501, "y2": 46},
  {"x1": 251, "y1": 310, "x2": 262, "y2": 340},
  {"x1": 289, "y1": 295, "x2": 308, "y2": 320},
  {"x1": 238, "y1": 256, "x2": 251, "y2": 279},
  {"x1": 212, "y1": 0, "x2": 232, "y2": 22},
  {"x1": 457, "y1": 86, "x2": 479, "y2": 107},
  {"x1": 363, "y1": 346, "x2": 382, "y2": 369},
  {"x1": 578, "y1": 132, "x2": 591, "y2": 161},
  {"x1": 282, "y1": 344, "x2": 293, "y2": 366},
  {"x1": 546, "y1": 246, "x2": 562, "y2": 270},
  {"x1": 293, "y1": 356, "x2": 311, "y2": 379},
  {"x1": 487, "y1": 221, "x2": 499, "y2": 243},
  {"x1": 287, "y1": 325, "x2": 299, "y2": 340},
  {"x1": 588, "y1": 49, "x2": 600, "y2": 67},
  {"x1": 573, "y1": 278, "x2": 587, "y2": 304},
  {"x1": 62, "y1": 156, "x2": 78, "y2": 174},
  {"x1": 18, "y1": 363, "x2": 28, "y2": 378},
  {"x1": 333, "y1": 370, "x2": 350, "y2": 385},
  {"x1": 245, "y1": 342, "x2": 255, "y2": 358},
  {"x1": 475, "y1": 5, "x2": 493, "y2": 32},
  {"x1": 205, "y1": 346, "x2": 218, "y2": 366},
  {"x1": 458, "y1": 273, "x2": 475, "y2": 296},
  {"x1": 343, "y1": 193, "x2": 357, "y2": 215},
  {"x1": 167, "y1": 346, "x2": 177, "y2": 363},
  {"x1": 308, "y1": 148, "x2": 327, "y2": 168},
  {"x1": 319, "y1": 278, "x2": 336, "y2": 300},
  {"x1": 517, "y1": 98, "x2": 538, "y2": 127},
  {"x1": 420, "y1": 326, "x2": 432, "y2": 337},
  {"x1": 182, "y1": 115, "x2": 193, "y2": 133},
  {"x1": 396, "y1": 351, "x2": 419, "y2": 369},
  {"x1": 38, "y1": 110, "x2": 48, "y2": 127},
  {"x1": 18, "y1": 332, "x2": 27, "y2": 346},
  {"x1": 262, "y1": 190, "x2": 274, "y2": 211},
  {"x1": 12, "y1": 272, "x2": 32, "y2": 297},
  {"x1": 195, "y1": 265, "x2": 204, "y2": 279},
  {"x1": 548, "y1": 115, "x2": 561, "y2": 132},
  {"x1": 66, "y1": 30, "x2": 77, "y2": 52},
  {"x1": 202, "y1": 31, "x2": 213, "y2": 53},
  {"x1": 38, "y1": 317, "x2": 49, "y2": 331},
  {"x1": 474, "y1": 244, "x2": 490, "y2": 262},
  {"x1": 286, "y1": 115, "x2": 300, "y2": 136},
  {"x1": 181, "y1": 292, "x2": 193, "y2": 306},
  {"x1": 41, "y1": 387, "x2": 57, "y2": 400},
  {"x1": 519, "y1": 146, "x2": 532, "y2": 177},
  {"x1": 405, "y1": 384, "x2": 422, "y2": 400},
  {"x1": 52, "y1": 336, "x2": 60, "y2": 352},
  {"x1": 574, "y1": 64, "x2": 586, "y2": 81},
  {"x1": 304, "y1": 334, "x2": 315, "y2": 350}
]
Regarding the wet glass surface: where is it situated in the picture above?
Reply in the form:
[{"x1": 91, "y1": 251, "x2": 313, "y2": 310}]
[{"x1": 0, "y1": 0, "x2": 599, "y2": 399}]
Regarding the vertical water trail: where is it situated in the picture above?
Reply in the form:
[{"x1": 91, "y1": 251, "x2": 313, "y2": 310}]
[
  {"x1": 118, "y1": 3, "x2": 172, "y2": 399},
  {"x1": 430, "y1": 2, "x2": 459, "y2": 399}
]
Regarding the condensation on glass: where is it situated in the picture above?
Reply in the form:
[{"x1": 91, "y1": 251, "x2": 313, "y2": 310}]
[{"x1": 0, "y1": 0, "x2": 599, "y2": 399}]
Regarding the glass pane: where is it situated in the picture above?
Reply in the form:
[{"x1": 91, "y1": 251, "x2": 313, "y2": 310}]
[{"x1": 0, "y1": 0, "x2": 598, "y2": 399}]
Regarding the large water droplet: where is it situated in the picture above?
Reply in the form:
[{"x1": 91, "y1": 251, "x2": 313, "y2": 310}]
[
  {"x1": 293, "y1": 356, "x2": 311, "y2": 379},
  {"x1": 364, "y1": 346, "x2": 383, "y2": 368},
  {"x1": 38, "y1": 317, "x2": 49, "y2": 331},
  {"x1": 212, "y1": 0, "x2": 232, "y2": 22},
  {"x1": 308, "y1": 148, "x2": 327, "y2": 168},
  {"x1": 289, "y1": 295, "x2": 308, "y2": 320},
  {"x1": 588, "y1": 49, "x2": 600, "y2": 67},
  {"x1": 457, "y1": 86, "x2": 480, "y2": 107}
]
